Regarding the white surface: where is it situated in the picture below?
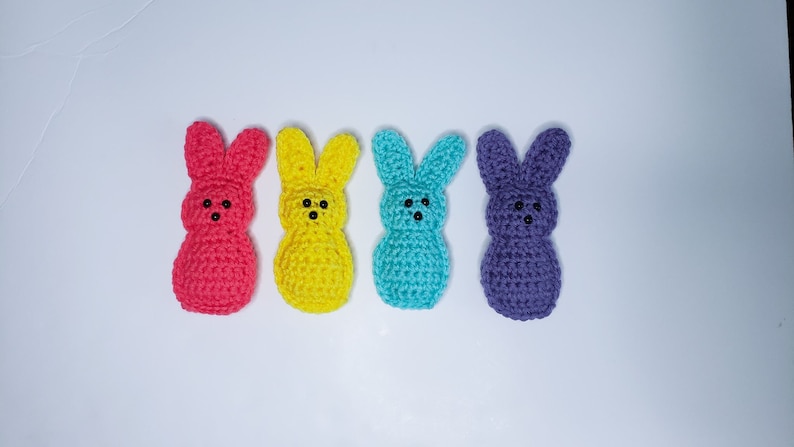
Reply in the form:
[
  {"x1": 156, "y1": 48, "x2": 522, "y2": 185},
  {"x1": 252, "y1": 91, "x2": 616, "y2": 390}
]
[{"x1": 1, "y1": 0, "x2": 793, "y2": 445}]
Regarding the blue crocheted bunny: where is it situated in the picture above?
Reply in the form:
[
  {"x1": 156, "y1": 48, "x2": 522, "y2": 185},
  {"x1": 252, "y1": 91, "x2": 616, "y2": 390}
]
[{"x1": 372, "y1": 129, "x2": 466, "y2": 309}]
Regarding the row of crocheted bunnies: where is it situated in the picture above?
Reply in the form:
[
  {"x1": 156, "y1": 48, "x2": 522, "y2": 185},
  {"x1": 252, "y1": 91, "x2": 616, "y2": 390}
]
[{"x1": 172, "y1": 122, "x2": 571, "y2": 321}]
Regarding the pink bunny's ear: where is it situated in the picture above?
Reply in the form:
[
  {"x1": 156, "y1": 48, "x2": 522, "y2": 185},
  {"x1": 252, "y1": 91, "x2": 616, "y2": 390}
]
[
  {"x1": 225, "y1": 128, "x2": 269, "y2": 185},
  {"x1": 185, "y1": 121, "x2": 225, "y2": 181}
]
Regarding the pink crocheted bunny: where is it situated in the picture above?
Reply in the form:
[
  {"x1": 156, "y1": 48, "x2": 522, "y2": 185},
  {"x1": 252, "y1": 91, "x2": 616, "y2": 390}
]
[{"x1": 172, "y1": 121, "x2": 269, "y2": 315}]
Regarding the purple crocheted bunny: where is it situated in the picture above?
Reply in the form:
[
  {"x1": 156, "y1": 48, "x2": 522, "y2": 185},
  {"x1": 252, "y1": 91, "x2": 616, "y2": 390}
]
[{"x1": 477, "y1": 128, "x2": 571, "y2": 321}]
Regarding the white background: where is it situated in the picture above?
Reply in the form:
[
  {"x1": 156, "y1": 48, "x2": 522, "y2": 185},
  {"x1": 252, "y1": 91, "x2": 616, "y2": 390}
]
[{"x1": 1, "y1": 0, "x2": 793, "y2": 445}]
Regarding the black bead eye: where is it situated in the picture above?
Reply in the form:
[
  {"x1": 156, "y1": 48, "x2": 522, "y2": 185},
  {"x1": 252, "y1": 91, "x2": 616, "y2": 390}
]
[
  {"x1": 302, "y1": 199, "x2": 311, "y2": 208},
  {"x1": 319, "y1": 200, "x2": 328, "y2": 209},
  {"x1": 404, "y1": 198, "x2": 413, "y2": 208},
  {"x1": 533, "y1": 202, "x2": 541, "y2": 211},
  {"x1": 524, "y1": 215, "x2": 533, "y2": 224},
  {"x1": 309, "y1": 211, "x2": 318, "y2": 220},
  {"x1": 413, "y1": 211, "x2": 423, "y2": 221},
  {"x1": 421, "y1": 198, "x2": 429, "y2": 206},
  {"x1": 514, "y1": 201, "x2": 524, "y2": 211},
  {"x1": 211, "y1": 212, "x2": 221, "y2": 221},
  {"x1": 222, "y1": 200, "x2": 231, "y2": 209},
  {"x1": 203, "y1": 199, "x2": 212, "y2": 208}
]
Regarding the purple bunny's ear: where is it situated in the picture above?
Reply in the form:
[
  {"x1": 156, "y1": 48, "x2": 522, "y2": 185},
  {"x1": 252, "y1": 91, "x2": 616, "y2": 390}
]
[
  {"x1": 476, "y1": 129, "x2": 520, "y2": 193},
  {"x1": 521, "y1": 128, "x2": 571, "y2": 187}
]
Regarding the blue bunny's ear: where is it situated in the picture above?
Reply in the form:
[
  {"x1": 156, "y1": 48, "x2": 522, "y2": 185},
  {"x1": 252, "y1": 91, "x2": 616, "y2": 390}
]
[
  {"x1": 476, "y1": 129, "x2": 519, "y2": 193},
  {"x1": 415, "y1": 134, "x2": 465, "y2": 189},
  {"x1": 373, "y1": 129, "x2": 415, "y2": 186},
  {"x1": 521, "y1": 128, "x2": 571, "y2": 186}
]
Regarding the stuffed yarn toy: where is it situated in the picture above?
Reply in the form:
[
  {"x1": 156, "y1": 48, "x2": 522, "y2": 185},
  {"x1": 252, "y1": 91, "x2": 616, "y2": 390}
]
[
  {"x1": 476, "y1": 127, "x2": 571, "y2": 320},
  {"x1": 372, "y1": 129, "x2": 466, "y2": 309},
  {"x1": 172, "y1": 121, "x2": 269, "y2": 315},
  {"x1": 274, "y1": 128, "x2": 359, "y2": 313}
]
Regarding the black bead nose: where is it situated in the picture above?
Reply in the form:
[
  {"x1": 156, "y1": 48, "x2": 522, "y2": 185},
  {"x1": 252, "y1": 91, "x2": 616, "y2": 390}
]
[
  {"x1": 413, "y1": 211, "x2": 423, "y2": 221},
  {"x1": 309, "y1": 211, "x2": 318, "y2": 220},
  {"x1": 211, "y1": 212, "x2": 221, "y2": 221},
  {"x1": 523, "y1": 215, "x2": 532, "y2": 224}
]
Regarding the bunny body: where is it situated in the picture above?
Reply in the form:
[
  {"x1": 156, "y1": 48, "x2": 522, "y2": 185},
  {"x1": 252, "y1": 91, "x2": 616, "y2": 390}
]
[
  {"x1": 275, "y1": 231, "x2": 352, "y2": 313},
  {"x1": 481, "y1": 232, "x2": 562, "y2": 320},
  {"x1": 172, "y1": 122, "x2": 268, "y2": 315},
  {"x1": 373, "y1": 231, "x2": 449, "y2": 309},
  {"x1": 372, "y1": 130, "x2": 465, "y2": 309},
  {"x1": 477, "y1": 128, "x2": 570, "y2": 320},
  {"x1": 274, "y1": 128, "x2": 359, "y2": 313},
  {"x1": 174, "y1": 232, "x2": 257, "y2": 314}
]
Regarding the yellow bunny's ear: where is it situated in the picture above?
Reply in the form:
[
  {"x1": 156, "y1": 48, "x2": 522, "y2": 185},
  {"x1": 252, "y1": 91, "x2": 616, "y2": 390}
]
[
  {"x1": 316, "y1": 133, "x2": 360, "y2": 190},
  {"x1": 276, "y1": 127, "x2": 317, "y2": 188}
]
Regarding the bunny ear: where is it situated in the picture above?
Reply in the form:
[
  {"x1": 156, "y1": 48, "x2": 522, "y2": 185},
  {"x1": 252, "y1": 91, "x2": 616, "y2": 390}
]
[
  {"x1": 414, "y1": 134, "x2": 465, "y2": 189},
  {"x1": 521, "y1": 128, "x2": 571, "y2": 186},
  {"x1": 315, "y1": 133, "x2": 359, "y2": 190},
  {"x1": 224, "y1": 128, "x2": 269, "y2": 184},
  {"x1": 276, "y1": 127, "x2": 317, "y2": 188},
  {"x1": 372, "y1": 129, "x2": 415, "y2": 186},
  {"x1": 184, "y1": 121, "x2": 225, "y2": 181},
  {"x1": 476, "y1": 129, "x2": 520, "y2": 193}
]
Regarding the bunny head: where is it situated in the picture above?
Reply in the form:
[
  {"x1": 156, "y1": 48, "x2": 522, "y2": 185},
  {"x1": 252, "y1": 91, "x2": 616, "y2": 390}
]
[
  {"x1": 373, "y1": 130, "x2": 465, "y2": 232},
  {"x1": 181, "y1": 121, "x2": 269, "y2": 233},
  {"x1": 276, "y1": 128, "x2": 359, "y2": 230},
  {"x1": 477, "y1": 128, "x2": 570, "y2": 239}
]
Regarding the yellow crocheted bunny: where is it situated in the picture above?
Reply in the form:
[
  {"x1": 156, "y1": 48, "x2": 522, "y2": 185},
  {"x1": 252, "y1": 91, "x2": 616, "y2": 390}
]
[{"x1": 274, "y1": 128, "x2": 360, "y2": 313}]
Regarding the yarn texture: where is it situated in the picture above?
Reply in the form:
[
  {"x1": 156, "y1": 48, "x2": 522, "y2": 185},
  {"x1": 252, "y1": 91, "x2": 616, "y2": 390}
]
[
  {"x1": 476, "y1": 127, "x2": 571, "y2": 321},
  {"x1": 372, "y1": 129, "x2": 465, "y2": 309},
  {"x1": 274, "y1": 128, "x2": 359, "y2": 313},
  {"x1": 172, "y1": 121, "x2": 269, "y2": 315}
]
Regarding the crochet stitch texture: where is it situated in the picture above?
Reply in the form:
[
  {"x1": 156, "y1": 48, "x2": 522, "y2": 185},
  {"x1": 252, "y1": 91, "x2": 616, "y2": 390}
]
[
  {"x1": 477, "y1": 127, "x2": 571, "y2": 320},
  {"x1": 274, "y1": 127, "x2": 359, "y2": 313},
  {"x1": 172, "y1": 121, "x2": 269, "y2": 315},
  {"x1": 372, "y1": 129, "x2": 465, "y2": 309}
]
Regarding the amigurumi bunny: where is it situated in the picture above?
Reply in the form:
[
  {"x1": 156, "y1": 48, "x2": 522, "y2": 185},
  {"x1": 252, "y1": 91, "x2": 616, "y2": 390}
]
[
  {"x1": 274, "y1": 127, "x2": 360, "y2": 313},
  {"x1": 372, "y1": 129, "x2": 466, "y2": 309},
  {"x1": 476, "y1": 127, "x2": 571, "y2": 321},
  {"x1": 172, "y1": 121, "x2": 269, "y2": 315}
]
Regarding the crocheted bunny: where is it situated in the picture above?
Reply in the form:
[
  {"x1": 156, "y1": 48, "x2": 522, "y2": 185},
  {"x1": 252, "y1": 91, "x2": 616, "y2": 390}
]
[
  {"x1": 477, "y1": 127, "x2": 571, "y2": 321},
  {"x1": 172, "y1": 121, "x2": 269, "y2": 315},
  {"x1": 372, "y1": 129, "x2": 466, "y2": 309},
  {"x1": 274, "y1": 128, "x2": 359, "y2": 313}
]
